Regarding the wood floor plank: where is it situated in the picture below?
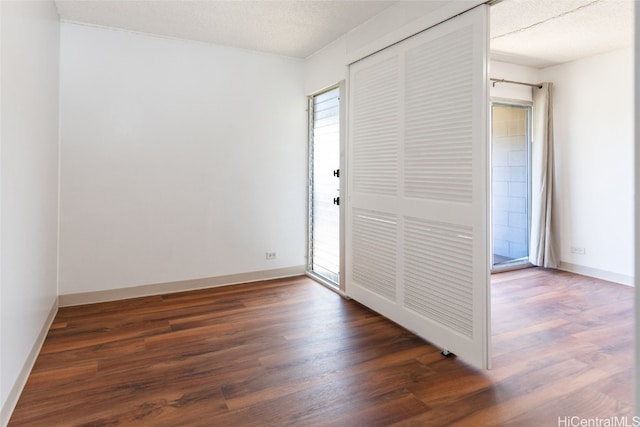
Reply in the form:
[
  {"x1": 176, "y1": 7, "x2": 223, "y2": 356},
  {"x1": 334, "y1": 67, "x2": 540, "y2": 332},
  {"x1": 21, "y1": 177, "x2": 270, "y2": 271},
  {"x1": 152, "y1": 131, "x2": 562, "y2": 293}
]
[{"x1": 8, "y1": 269, "x2": 633, "y2": 426}]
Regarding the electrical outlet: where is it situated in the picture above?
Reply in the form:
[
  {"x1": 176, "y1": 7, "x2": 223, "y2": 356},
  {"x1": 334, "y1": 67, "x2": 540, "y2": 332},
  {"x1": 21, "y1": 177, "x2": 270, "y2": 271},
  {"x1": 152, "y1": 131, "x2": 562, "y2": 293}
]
[
  {"x1": 570, "y1": 246, "x2": 586, "y2": 255},
  {"x1": 266, "y1": 252, "x2": 277, "y2": 260}
]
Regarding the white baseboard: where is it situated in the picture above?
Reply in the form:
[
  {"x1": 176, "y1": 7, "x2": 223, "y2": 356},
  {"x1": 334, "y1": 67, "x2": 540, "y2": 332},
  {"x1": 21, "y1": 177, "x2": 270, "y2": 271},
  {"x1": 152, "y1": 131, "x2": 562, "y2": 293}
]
[
  {"x1": 1, "y1": 298, "x2": 58, "y2": 427},
  {"x1": 58, "y1": 266, "x2": 307, "y2": 307},
  {"x1": 559, "y1": 261, "x2": 634, "y2": 286}
]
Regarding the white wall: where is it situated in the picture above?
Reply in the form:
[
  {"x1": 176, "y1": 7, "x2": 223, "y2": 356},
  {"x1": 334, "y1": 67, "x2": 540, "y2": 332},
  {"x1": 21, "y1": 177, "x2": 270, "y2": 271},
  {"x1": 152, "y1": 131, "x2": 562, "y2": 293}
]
[
  {"x1": 541, "y1": 48, "x2": 634, "y2": 284},
  {"x1": 305, "y1": 37, "x2": 349, "y2": 95},
  {"x1": 0, "y1": 0, "x2": 60, "y2": 422},
  {"x1": 58, "y1": 24, "x2": 307, "y2": 295},
  {"x1": 490, "y1": 60, "x2": 540, "y2": 102},
  {"x1": 634, "y1": 2, "x2": 639, "y2": 413}
]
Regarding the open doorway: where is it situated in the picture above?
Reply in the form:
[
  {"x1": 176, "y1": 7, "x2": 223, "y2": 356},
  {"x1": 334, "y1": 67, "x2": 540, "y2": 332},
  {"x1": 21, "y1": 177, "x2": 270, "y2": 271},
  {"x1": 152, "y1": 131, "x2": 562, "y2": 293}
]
[{"x1": 308, "y1": 85, "x2": 341, "y2": 287}]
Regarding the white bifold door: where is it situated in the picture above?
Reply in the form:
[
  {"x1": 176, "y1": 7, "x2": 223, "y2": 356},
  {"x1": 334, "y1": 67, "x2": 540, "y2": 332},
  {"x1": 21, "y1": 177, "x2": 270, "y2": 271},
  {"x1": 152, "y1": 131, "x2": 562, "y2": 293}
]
[{"x1": 346, "y1": 5, "x2": 490, "y2": 369}]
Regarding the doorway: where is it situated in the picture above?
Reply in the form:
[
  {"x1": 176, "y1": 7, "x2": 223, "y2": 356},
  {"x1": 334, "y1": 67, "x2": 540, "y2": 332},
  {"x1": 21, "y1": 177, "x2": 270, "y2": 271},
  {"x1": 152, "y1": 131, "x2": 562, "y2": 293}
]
[
  {"x1": 491, "y1": 102, "x2": 532, "y2": 270},
  {"x1": 308, "y1": 86, "x2": 341, "y2": 286}
]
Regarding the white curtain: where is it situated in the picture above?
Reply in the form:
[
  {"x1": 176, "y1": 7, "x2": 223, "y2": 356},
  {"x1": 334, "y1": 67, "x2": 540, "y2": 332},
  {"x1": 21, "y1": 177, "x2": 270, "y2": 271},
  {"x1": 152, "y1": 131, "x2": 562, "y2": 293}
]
[{"x1": 529, "y1": 82, "x2": 559, "y2": 268}]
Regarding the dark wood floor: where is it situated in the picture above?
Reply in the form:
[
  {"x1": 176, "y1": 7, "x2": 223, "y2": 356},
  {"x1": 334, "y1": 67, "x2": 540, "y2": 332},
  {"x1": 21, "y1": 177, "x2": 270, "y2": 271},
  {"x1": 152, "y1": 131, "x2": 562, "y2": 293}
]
[{"x1": 9, "y1": 268, "x2": 634, "y2": 426}]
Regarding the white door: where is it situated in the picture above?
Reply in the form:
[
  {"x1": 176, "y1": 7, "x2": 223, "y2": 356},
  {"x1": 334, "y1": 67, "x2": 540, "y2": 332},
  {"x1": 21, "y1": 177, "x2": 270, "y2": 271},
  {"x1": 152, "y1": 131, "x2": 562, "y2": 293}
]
[
  {"x1": 309, "y1": 86, "x2": 341, "y2": 286},
  {"x1": 346, "y1": 5, "x2": 490, "y2": 369}
]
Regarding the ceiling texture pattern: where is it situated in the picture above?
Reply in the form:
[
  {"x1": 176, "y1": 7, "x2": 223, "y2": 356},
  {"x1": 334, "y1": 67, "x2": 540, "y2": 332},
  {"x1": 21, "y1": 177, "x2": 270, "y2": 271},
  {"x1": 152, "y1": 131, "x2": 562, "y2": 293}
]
[
  {"x1": 54, "y1": 0, "x2": 395, "y2": 58},
  {"x1": 491, "y1": 0, "x2": 634, "y2": 68},
  {"x1": 55, "y1": 0, "x2": 634, "y2": 66}
]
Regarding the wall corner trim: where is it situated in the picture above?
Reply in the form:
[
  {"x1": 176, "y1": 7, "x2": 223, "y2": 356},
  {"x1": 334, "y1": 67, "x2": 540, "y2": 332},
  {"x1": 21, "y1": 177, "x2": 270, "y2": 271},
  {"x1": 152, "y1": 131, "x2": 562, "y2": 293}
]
[
  {"x1": 58, "y1": 266, "x2": 307, "y2": 307},
  {"x1": 1, "y1": 299, "x2": 58, "y2": 427}
]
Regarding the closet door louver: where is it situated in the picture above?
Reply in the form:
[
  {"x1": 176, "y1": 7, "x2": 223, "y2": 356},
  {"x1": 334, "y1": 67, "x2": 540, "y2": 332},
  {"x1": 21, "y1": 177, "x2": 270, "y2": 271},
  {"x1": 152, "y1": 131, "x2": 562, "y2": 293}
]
[{"x1": 346, "y1": 5, "x2": 490, "y2": 369}]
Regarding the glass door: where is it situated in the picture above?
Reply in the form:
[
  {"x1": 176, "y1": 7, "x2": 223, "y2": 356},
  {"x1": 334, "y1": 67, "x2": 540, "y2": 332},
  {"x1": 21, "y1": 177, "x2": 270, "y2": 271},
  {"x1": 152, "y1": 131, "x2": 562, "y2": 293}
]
[
  {"x1": 491, "y1": 103, "x2": 532, "y2": 269},
  {"x1": 308, "y1": 86, "x2": 340, "y2": 286}
]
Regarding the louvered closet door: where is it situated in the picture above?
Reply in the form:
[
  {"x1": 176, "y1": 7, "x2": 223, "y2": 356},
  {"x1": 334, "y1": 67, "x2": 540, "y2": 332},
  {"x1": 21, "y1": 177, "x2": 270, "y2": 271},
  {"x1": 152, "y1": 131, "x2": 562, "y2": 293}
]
[{"x1": 346, "y1": 5, "x2": 490, "y2": 369}]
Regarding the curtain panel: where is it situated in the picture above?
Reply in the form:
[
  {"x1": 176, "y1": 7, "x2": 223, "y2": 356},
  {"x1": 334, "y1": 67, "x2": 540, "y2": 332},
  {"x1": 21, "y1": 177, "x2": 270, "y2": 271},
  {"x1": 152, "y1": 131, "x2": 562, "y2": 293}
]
[{"x1": 529, "y1": 82, "x2": 559, "y2": 268}]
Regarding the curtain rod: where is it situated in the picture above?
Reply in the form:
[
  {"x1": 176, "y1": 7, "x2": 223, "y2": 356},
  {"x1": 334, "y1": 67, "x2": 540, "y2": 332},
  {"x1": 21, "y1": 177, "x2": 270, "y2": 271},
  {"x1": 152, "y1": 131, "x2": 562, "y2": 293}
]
[{"x1": 490, "y1": 78, "x2": 543, "y2": 89}]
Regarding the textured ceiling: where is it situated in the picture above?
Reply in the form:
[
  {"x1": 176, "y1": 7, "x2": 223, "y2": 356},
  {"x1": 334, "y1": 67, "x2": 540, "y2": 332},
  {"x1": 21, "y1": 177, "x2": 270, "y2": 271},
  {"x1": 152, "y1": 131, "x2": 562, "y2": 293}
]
[
  {"x1": 55, "y1": 0, "x2": 634, "y2": 66},
  {"x1": 491, "y1": 0, "x2": 634, "y2": 68},
  {"x1": 54, "y1": 0, "x2": 396, "y2": 58}
]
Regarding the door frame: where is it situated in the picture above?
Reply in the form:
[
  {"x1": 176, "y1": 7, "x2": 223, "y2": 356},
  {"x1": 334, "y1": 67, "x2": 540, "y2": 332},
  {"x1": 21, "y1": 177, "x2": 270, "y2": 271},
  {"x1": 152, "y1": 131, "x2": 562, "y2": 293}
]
[
  {"x1": 306, "y1": 81, "x2": 347, "y2": 295},
  {"x1": 490, "y1": 99, "x2": 534, "y2": 273}
]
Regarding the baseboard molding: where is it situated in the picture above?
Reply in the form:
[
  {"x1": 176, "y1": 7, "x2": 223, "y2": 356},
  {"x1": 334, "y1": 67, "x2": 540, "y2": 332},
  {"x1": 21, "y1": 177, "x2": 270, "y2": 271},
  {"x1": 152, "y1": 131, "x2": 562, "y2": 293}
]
[
  {"x1": 1, "y1": 298, "x2": 58, "y2": 427},
  {"x1": 559, "y1": 262, "x2": 634, "y2": 286},
  {"x1": 58, "y1": 266, "x2": 307, "y2": 307}
]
